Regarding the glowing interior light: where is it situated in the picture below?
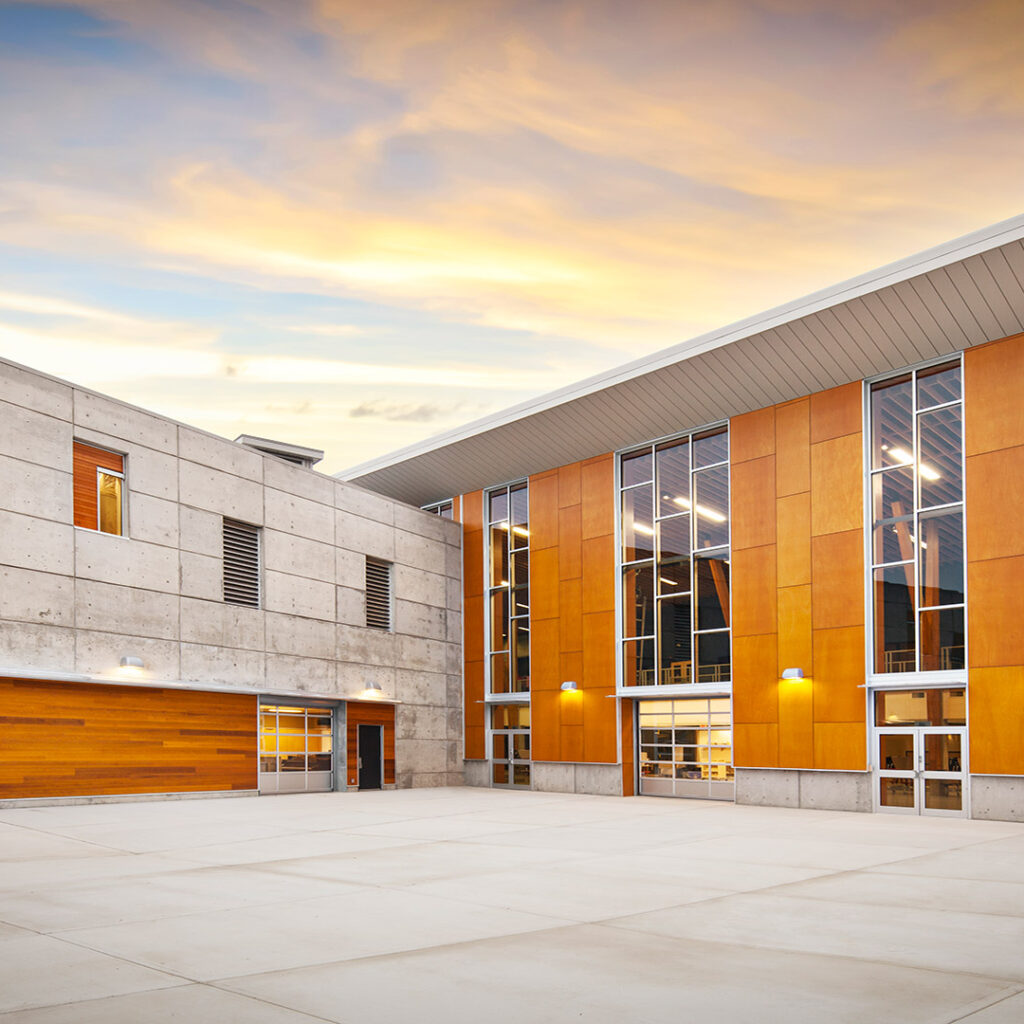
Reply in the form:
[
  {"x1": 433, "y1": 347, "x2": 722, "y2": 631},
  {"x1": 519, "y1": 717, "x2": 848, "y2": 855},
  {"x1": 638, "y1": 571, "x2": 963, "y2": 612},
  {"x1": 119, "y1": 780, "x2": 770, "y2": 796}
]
[
  {"x1": 672, "y1": 496, "x2": 726, "y2": 522},
  {"x1": 632, "y1": 522, "x2": 655, "y2": 536},
  {"x1": 888, "y1": 446, "x2": 940, "y2": 481},
  {"x1": 658, "y1": 577, "x2": 678, "y2": 586},
  {"x1": 497, "y1": 521, "x2": 510, "y2": 530},
  {"x1": 500, "y1": 579, "x2": 510, "y2": 586},
  {"x1": 512, "y1": 526, "x2": 530, "y2": 537}
]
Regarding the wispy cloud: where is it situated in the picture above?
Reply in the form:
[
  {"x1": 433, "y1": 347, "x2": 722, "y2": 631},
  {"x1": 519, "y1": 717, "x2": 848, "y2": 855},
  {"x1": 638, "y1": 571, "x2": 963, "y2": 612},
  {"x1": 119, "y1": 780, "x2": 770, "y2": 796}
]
[{"x1": 350, "y1": 399, "x2": 466, "y2": 423}]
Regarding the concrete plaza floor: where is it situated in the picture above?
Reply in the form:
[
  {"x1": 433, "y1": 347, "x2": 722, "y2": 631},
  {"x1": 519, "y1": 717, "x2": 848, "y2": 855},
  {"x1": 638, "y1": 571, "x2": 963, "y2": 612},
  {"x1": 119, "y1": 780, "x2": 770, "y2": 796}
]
[{"x1": 0, "y1": 789, "x2": 1023, "y2": 1023}]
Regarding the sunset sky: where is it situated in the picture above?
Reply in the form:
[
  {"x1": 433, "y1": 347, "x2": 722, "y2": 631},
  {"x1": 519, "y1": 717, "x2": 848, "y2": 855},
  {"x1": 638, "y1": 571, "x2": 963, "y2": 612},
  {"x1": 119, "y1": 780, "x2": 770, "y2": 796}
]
[{"x1": 2, "y1": 1, "x2": 1023, "y2": 472}]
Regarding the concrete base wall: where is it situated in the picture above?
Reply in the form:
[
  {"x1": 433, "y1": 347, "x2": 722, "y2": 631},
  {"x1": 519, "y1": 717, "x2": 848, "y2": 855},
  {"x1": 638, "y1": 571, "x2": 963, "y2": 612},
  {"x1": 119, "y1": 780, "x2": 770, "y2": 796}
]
[
  {"x1": 736, "y1": 768, "x2": 871, "y2": 813},
  {"x1": 970, "y1": 775, "x2": 1024, "y2": 822},
  {"x1": 463, "y1": 760, "x2": 490, "y2": 788},
  {"x1": 532, "y1": 761, "x2": 622, "y2": 797}
]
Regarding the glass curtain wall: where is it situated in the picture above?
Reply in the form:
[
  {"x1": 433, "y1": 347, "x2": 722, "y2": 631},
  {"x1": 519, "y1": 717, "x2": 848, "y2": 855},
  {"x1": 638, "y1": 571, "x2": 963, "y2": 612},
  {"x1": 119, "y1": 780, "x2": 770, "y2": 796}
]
[
  {"x1": 620, "y1": 426, "x2": 731, "y2": 688},
  {"x1": 869, "y1": 360, "x2": 965, "y2": 674},
  {"x1": 486, "y1": 482, "x2": 530, "y2": 786}
]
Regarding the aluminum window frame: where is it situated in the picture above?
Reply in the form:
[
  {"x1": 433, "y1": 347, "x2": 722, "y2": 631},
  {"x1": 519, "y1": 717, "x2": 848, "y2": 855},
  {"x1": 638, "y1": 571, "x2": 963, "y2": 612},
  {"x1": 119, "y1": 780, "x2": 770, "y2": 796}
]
[
  {"x1": 615, "y1": 421, "x2": 733, "y2": 697},
  {"x1": 863, "y1": 352, "x2": 968, "y2": 688}
]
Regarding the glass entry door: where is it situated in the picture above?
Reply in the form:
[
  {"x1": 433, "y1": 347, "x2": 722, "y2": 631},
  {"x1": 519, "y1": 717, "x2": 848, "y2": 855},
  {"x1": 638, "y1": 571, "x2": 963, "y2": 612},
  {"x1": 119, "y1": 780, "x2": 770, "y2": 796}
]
[
  {"x1": 873, "y1": 687, "x2": 967, "y2": 817},
  {"x1": 876, "y1": 728, "x2": 966, "y2": 816}
]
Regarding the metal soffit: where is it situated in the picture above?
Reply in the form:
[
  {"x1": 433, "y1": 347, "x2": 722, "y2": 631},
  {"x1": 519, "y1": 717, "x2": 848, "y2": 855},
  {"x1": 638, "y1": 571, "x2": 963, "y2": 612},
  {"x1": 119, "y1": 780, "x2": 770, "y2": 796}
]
[{"x1": 340, "y1": 215, "x2": 1024, "y2": 506}]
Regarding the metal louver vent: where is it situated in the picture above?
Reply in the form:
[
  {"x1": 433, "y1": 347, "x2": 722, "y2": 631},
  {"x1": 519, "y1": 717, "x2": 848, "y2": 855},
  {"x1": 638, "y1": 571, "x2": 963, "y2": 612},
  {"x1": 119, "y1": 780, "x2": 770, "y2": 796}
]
[
  {"x1": 223, "y1": 519, "x2": 261, "y2": 607},
  {"x1": 365, "y1": 558, "x2": 392, "y2": 630}
]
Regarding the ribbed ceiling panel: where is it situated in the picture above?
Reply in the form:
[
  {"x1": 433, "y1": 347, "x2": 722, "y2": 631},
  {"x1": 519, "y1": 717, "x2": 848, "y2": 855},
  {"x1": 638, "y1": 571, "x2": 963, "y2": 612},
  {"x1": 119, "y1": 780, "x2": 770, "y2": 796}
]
[{"x1": 344, "y1": 228, "x2": 1024, "y2": 506}]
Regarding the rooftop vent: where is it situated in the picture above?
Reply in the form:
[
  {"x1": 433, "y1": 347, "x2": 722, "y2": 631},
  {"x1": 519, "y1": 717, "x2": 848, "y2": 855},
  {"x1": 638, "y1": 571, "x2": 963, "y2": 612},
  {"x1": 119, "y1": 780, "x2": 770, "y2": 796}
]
[{"x1": 235, "y1": 435, "x2": 324, "y2": 469}]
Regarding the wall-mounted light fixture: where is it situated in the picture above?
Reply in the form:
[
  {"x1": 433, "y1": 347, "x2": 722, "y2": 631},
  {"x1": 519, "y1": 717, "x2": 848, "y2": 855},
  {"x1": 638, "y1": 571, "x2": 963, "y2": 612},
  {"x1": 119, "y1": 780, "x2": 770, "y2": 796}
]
[
  {"x1": 118, "y1": 656, "x2": 144, "y2": 674},
  {"x1": 781, "y1": 667, "x2": 805, "y2": 681},
  {"x1": 359, "y1": 681, "x2": 385, "y2": 700},
  {"x1": 560, "y1": 680, "x2": 579, "y2": 692}
]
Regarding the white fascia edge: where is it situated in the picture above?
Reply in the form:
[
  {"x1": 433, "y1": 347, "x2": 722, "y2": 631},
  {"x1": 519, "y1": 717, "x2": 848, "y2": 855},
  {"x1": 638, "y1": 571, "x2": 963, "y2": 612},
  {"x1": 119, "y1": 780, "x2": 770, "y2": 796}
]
[{"x1": 338, "y1": 212, "x2": 1024, "y2": 480}]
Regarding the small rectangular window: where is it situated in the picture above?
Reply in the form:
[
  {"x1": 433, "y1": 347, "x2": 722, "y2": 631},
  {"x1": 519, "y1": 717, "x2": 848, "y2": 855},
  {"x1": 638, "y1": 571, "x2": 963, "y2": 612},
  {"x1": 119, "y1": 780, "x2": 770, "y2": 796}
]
[
  {"x1": 223, "y1": 519, "x2": 261, "y2": 607},
  {"x1": 365, "y1": 558, "x2": 392, "y2": 630},
  {"x1": 73, "y1": 441, "x2": 125, "y2": 535}
]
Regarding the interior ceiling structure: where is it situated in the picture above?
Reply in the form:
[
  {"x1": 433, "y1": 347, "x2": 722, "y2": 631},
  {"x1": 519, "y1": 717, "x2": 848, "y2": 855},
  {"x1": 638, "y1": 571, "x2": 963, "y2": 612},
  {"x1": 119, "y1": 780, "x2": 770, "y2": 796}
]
[{"x1": 340, "y1": 215, "x2": 1024, "y2": 507}]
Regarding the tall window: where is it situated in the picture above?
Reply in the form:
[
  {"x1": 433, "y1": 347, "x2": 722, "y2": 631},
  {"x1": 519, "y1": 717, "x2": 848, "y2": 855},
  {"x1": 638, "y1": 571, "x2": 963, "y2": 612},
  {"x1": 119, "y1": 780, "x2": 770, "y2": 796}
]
[
  {"x1": 73, "y1": 442, "x2": 124, "y2": 535},
  {"x1": 869, "y1": 359, "x2": 964, "y2": 674},
  {"x1": 619, "y1": 426, "x2": 730, "y2": 688},
  {"x1": 487, "y1": 482, "x2": 530, "y2": 694}
]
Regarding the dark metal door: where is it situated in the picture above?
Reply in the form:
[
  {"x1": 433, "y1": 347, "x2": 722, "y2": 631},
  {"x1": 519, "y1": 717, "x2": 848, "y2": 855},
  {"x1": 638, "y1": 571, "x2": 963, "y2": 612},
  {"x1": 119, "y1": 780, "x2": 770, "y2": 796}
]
[{"x1": 358, "y1": 724, "x2": 382, "y2": 790}]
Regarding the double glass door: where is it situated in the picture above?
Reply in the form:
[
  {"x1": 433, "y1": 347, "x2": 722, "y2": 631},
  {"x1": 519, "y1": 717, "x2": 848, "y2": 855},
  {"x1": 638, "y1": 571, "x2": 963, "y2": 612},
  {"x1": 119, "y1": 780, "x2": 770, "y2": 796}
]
[
  {"x1": 873, "y1": 687, "x2": 967, "y2": 816},
  {"x1": 876, "y1": 728, "x2": 966, "y2": 816}
]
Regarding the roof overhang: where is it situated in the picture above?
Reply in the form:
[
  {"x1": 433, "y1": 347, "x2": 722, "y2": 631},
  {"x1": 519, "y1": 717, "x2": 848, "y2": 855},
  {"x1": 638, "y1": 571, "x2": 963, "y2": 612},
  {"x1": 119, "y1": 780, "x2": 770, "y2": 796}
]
[{"x1": 340, "y1": 213, "x2": 1024, "y2": 505}]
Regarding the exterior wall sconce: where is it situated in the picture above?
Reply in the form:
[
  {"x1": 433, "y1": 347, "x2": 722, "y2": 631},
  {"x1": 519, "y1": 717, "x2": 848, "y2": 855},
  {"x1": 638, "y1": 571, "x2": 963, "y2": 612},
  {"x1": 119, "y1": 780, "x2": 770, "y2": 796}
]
[
  {"x1": 560, "y1": 680, "x2": 579, "y2": 692},
  {"x1": 360, "y1": 681, "x2": 385, "y2": 700},
  {"x1": 781, "y1": 667, "x2": 805, "y2": 681},
  {"x1": 118, "y1": 656, "x2": 144, "y2": 673}
]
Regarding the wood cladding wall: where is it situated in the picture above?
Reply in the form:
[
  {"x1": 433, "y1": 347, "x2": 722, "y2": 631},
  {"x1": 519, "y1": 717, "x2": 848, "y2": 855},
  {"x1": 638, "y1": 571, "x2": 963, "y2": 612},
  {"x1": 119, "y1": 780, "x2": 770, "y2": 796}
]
[
  {"x1": 346, "y1": 701, "x2": 396, "y2": 785},
  {"x1": 72, "y1": 442, "x2": 123, "y2": 530},
  {"x1": 965, "y1": 333, "x2": 1024, "y2": 776},
  {"x1": 0, "y1": 678, "x2": 257, "y2": 799},
  {"x1": 457, "y1": 490, "x2": 486, "y2": 759},
  {"x1": 529, "y1": 455, "x2": 618, "y2": 765},
  {"x1": 731, "y1": 383, "x2": 867, "y2": 772}
]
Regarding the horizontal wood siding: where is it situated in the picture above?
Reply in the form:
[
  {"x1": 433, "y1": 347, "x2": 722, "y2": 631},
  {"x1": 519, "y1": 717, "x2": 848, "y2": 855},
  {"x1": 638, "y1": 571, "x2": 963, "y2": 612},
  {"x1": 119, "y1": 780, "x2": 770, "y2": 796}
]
[
  {"x1": 73, "y1": 442, "x2": 123, "y2": 530},
  {"x1": 0, "y1": 678, "x2": 257, "y2": 798},
  {"x1": 346, "y1": 701, "x2": 396, "y2": 785}
]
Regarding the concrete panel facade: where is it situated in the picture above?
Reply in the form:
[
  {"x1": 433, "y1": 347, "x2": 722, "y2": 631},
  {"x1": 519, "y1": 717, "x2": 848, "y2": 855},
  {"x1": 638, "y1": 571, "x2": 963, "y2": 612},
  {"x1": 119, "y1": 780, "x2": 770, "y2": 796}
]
[{"x1": 0, "y1": 356, "x2": 463, "y2": 794}]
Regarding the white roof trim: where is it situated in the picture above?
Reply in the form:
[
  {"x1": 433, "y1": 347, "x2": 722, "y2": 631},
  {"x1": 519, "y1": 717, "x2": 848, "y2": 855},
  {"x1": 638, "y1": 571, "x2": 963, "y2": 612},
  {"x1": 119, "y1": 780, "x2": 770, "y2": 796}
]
[{"x1": 340, "y1": 212, "x2": 1024, "y2": 482}]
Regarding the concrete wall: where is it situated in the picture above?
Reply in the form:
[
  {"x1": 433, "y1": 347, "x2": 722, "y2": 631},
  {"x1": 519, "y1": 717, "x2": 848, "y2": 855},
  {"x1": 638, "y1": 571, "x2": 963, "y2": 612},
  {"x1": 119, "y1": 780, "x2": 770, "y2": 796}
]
[
  {"x1": 0, "y1": 356, "x2": 463, "y2": 789},
  {"x1": 736, "y1": 768, "x2": 871, "y2": 812}
]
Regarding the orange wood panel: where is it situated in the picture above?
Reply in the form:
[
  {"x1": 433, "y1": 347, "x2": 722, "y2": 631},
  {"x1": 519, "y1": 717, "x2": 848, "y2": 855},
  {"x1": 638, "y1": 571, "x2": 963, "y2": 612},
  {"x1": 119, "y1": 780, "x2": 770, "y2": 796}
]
[
  {"x1": 809, "y1": 381, "x2": 861, "y2": 444},
  {"x1": 968, "y1": 556, "x2": 1024, "y2": 668},
  {"x1": 620, "y1": 699, "x2": 635, "y2": 796},
  {"x1": 530, "y1": 547, "x2": 559, "y2": 621},
  {"x1": 777, "y1": 585, "x2": 812, "y2": 678},
  {"x1": 73, "y1": 442, "x2": 124, "y2": 531},
  {"x1": 461, "y1": 491, "x2": 484, "y2": 598},
  {"x1": 558, "y1": 505, "x2": 582, "y2": 580},
  {"x1": 963, "y1": 332, "x2": 1024, "y2": 456},
  {"x1": 581, "y1": 535, "x2": 616, "y2": 614},
  {"x1": 775, "y1": 399, "x2": 810, "y2": 497},
  {"x1": 558, "y1": 579, "x2": 583, "y2": 652},
  {"x1": 810, "y1": 433, "x2": 863, "y2": 536},
  {"x1": 965, "y1": 446, "x2": 1024, "y2": 563},
  {"x1": 0, "y1": 678, "x2": 256, "y2": 799},
  {"x1": 730, "y1": 406, "x2": 775, "y2": 464},
  {"x1": 346, "y1": 700, "x2": 396, "y2": 785},
  {"x1": 561, "y1": 725, "x2": 584, "y2": 762},
  {"x1": 730, "y1": 455, "x2": 776, "y2": 550},
  {"x1": 967, "y1": 667, "x2": 1024, "y2": 775},
  {"x1": 778, "y1": 677, "x2": 813, "y2": 768},
  {"x1": 580, "y1": 454, "x2": 614, "y2": 541},
  {"x1": 733, "y1": 722, "x2": 779, "y2": 769},
  {"x1": 810, "y1": 530, "x2": 864, "y2": 629},
  {"x1": 811, "y1": 626, "x2": 866, "y2": 723},
  {"x1": 530, "y1": 618, "x2": 560, "y2": 691},
  {"x1": 582, "y1": 609, "x2": 617, "y2": 763},
  {"x1": 732, "y1": 633, "x2": 779, "y2": 724},
  {"x1": 777, "y1": 492, "x2": 812, "y2": 588},
  {"x1": 529, "y1": 470, "x2": 560, "y2": 551},
  {"x1": 531, "y1": 689, "x2": 560, "y2": 762},
  {"x1": 813, "y1": 722, "x2": 867, "y2": 771},
  {"x1": 731, "y1": 544, "x2": 777, "y2": 638},
  {"x1": 558, "y1": 462, "x2": 581, "y2": 507}
]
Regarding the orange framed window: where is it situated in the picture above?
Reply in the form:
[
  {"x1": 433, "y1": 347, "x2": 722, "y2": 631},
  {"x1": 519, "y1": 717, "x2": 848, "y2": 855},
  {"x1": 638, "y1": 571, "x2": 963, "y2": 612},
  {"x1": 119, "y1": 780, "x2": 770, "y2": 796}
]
[{"x1": 73, "y1": 441, "x2": 125, "y2": 535}]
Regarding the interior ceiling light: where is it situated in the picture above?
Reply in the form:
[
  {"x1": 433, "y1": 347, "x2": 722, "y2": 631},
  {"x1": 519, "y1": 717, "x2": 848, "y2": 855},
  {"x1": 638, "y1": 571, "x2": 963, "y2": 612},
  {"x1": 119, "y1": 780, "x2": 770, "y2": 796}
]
[
  {"x1": 632, "y1": 522, "x2": 655, "y2": 536},
  {"x1": 672, "y1": 497, "x2": 726, "y2": 522},
  {"x1": 887, "y1": 446, "x2": 941, "y2": 481}
]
